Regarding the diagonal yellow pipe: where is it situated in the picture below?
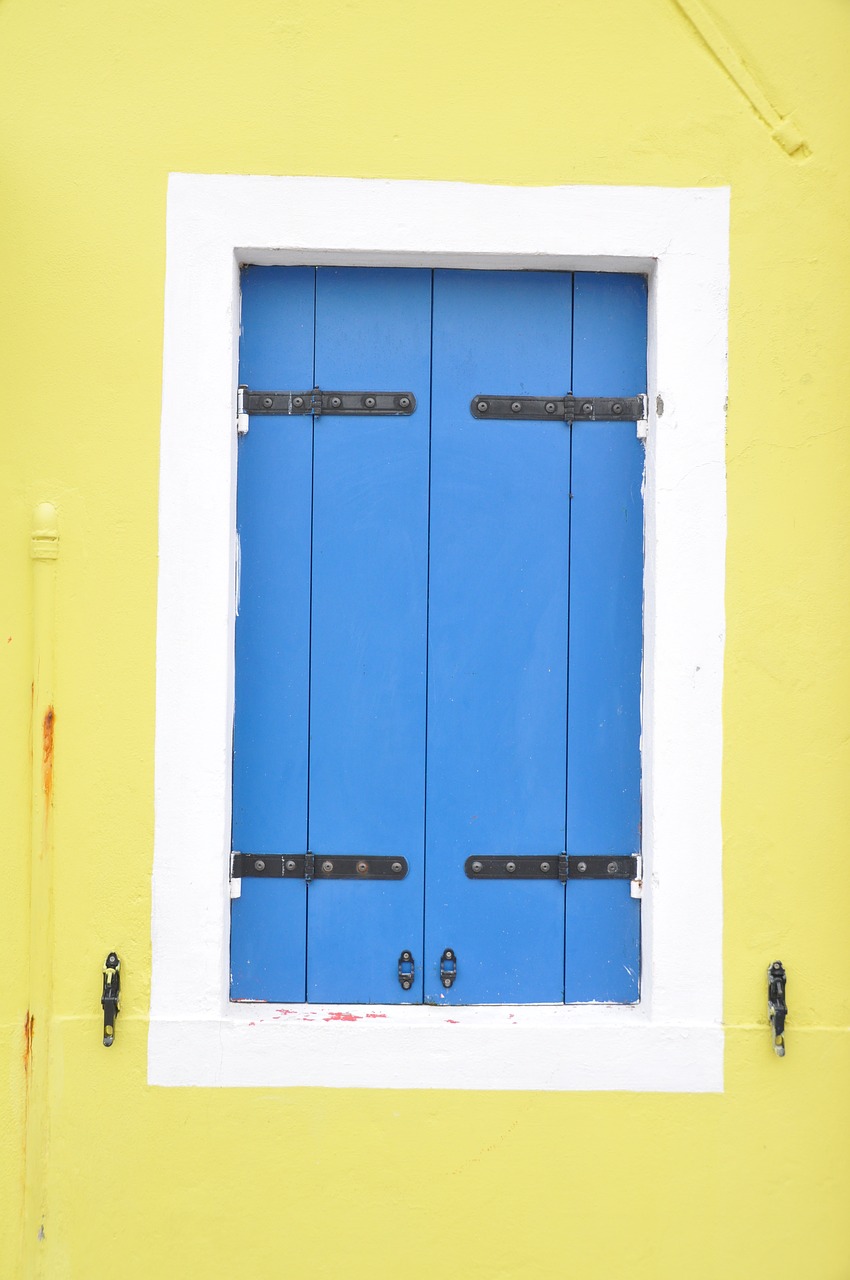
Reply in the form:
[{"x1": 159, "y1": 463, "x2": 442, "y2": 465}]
[
  {"x1": 21, "y1": 503, "x2": 59, "y2": 1277},
  {"x1": 673, "y1": 0, "x2": 809, "y2": 156}
]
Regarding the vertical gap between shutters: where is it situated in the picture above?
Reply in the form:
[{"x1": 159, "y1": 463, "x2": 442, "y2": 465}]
[
  {"x1": 562, "y1": 272, "x2": 576, "y2": 1004},
  {"x1": 420, "y1": 270, "x2": 436, "y2": 1005},
  {"x1": 304, "y1": 267, "x2": 318, "y2": 1003}
]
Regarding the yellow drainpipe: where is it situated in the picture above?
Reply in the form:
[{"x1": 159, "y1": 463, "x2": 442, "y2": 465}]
[{"x1": 21, "y1": 502, "x2": 59, "y2": 1276}]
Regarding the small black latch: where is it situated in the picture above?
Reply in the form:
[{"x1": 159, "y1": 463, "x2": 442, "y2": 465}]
[
  {"x1": 101, "y1": 952, "x2": 120, "y2": 1048},
  {"x1": 440, "y1": 948, "x2": 457, "y2": 990},
  {"x1": 768, "y1": 960, "x2": 787, "y2": 1057},
  {"x1": 398, "y1": 951, "x2": 415, "y2": 992}
]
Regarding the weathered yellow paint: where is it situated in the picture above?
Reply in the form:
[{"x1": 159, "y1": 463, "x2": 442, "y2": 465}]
[{"x1": 1, "y1": 0, "x2": 849, "y2": 1274}]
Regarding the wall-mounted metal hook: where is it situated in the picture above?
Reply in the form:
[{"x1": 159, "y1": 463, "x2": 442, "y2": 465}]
[
  {"x1": 767, "y1": 960, "x2": 787, "y2": 1057},
  {"x1": 101, "y1": 952, "x2": 121, "y2": 1047}
]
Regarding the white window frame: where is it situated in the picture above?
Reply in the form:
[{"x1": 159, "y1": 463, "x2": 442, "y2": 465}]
[{"x1": 150, "y1": 176, "x2": 728, "y2": 1091}]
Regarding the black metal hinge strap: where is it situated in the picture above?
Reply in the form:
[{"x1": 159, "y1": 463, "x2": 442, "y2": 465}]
[
  {"x1": 231, "y1": 853, "x2": 408, "y2": 880},
  {"x1": 464, "y1": 855, "x2": 640, "y2": 881},
  {"x1": 470, "y1": 394, "x2": 646, "y2": 422},
  {"x1": 241, "y1": 387, "x2": 416, "y2": 417}
]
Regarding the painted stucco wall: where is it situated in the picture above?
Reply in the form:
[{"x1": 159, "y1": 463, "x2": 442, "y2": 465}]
[{"x1": 1, "y1": 0, "x2": 849, "y2": 1275}]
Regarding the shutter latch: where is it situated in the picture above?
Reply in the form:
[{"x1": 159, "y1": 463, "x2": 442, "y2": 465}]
[
  {"x1": 767, "y1": 961, "x2": 787, "y2": 1057},
  {"x1": 439, "y1": 949, "x2": 457, "y2": 990},
  {"x1": 101, "y1": 952, "x2": 121, "y2": 1047},
  {"x1": 398, "y1": 951, "x2": 415, "y2": 991}
]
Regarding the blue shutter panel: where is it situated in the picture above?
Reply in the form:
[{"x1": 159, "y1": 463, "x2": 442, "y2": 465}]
[
  {"x1": 306, "y1": 268, "x2": 431, "y2": 1003},
  {"x1": 231, "y1": 266, "x2": 646, "y2": 1007},
  {"x1": 424, "y1": 270, "x2": 572, "y2": 1003},
  {"x1": 230, "y1": 266, "x2": 315, "y2": 1001},
  {"x1": 565, "y1": 272, "x2": 646, "y2": 1002}
]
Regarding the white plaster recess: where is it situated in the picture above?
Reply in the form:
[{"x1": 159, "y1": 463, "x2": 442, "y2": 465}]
[{"x1": 150, "y1": 176, "x2": 728, "y2": 1091}]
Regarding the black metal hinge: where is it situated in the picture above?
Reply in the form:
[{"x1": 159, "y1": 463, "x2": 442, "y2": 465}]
[
  {"x1": 464, "y1": 854, "x2": 641, "y2": 882},
  {"x1": 239, "y1": 385, "x2": 416, "y2": 425},
  {"x1": 470, "y1": 394, "x2": 646, "y2": 422},
  {"x1": 231, "y1": 852, "x2": 408, "y2": 881}
]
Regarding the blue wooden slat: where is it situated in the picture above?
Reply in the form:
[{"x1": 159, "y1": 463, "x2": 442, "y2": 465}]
[
  {"x1": 230, "y1": 266, "x2": 315, "y2": 1002},
  {"x1": 424, "y1": 270, "x2": 572, "y2": 1004},
  {"x1": 566, "y1": 272, "x2": 646, "y2": 1003},
  {"x1": 306, "y1": 268, "x2": 432, "y2": 1003}
]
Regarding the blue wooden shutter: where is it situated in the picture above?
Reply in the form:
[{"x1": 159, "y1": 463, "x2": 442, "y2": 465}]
[
  {"x1": 306, "y1": 268, "x2": 431, "y2": 1002},
  {"x1": 565, "y1": 273, "x2": 646, "y2": 1003},
  {"x1": 230, "y1": 266, "x2": 645, "y2": 1006},
  {"x1": 424, "y1": 269, "x2": 572, "y2": 1003},
  {"x1": 230, "y1": 266, "x2": 314, "y2": 1001}
]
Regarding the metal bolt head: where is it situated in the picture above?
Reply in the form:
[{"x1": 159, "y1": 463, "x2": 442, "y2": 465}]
[
  {"x1": 262, "y1": 396, "x2": 273, "y2": 409},
  {"x1": 292, "y1": 396, "x2": 304, "y2": 408},
  {"x1": 607, "y1": 860, "x2": 619, "y2": 875},
  {"x1": 402, "y1": 980, "x2": 411, "y2": 990},
  {"x1": 582, "y1": 402, "x2": 593, "y2": 414},
  {"x1": 402, "y1": 951, "x2": 411, "y2": 961},
  {"x1": 477, "y1": 401, "x2": 489, "y2": 413},
  {"x1": 399, "y1": 396, "x2": 411, "y2": 409},
  {"x1": 577, "y1": 860, "x2": 588, "y2": 873},
  {"x1": 545, "y1": 402, "x2": 556, "y2": 414},
  {"x1": 254, "y1": 859, "x2": 265, "y2": 871},
  {"x1": 356, "y1": 860, "x2": 368, "y2": 873},
  {"x1": 511, "y1": 402, "x2": 522, "y2": 413},
  {"x1": 364, "y1": 395, "x2": 376, "y2": 408},
  {"x1": 322, "y1": 859, "x2": 334, "y2": 873},
  {"x1": 505, "y1": 860, "x2": 517, "y2": 873},
  {"x1": 330, "y1": 396, "x2": 342, "y2": 409},
  {"x1": 391, "y1": 861, "x2": 403, "y2": 873},
  {"x1": 285, "y1": 859, "x2": 297, "y2": 871},
  {"x1": 612, "y1": 402, "x2": 623, "y2": 414},
  {"x1": 540, "y1": 861, "x2": 551, "y2": 873},
  {"x1": 442, "y1": 978, "x2": 452, "y2": 989},
  {"x1": 471, "y1": 860, "x2": 483, "y2": 874}
]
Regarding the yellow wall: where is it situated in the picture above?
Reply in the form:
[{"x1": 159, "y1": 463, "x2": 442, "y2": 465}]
[{"x1": 2, "y1": 1, "x2": 849, "y2": 1275}]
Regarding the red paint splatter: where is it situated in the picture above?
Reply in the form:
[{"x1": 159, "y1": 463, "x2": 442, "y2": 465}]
[
  {"x1": 323, "y1": 1011, "x2": 360, "y2": 1022},
  {"x1": 445, "y1": 1019, "x2": 459, "y2": 1025},
  {"x1": 365, "y1": 1012, "x2": 387, "y2": 1019}
]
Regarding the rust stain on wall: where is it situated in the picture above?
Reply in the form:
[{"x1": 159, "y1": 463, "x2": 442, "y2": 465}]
[
  {"x1": 42, "y1": 707, "x2": 55, "y2": 805},
  {"x1": 23, "y1": 1011, "x2": 35, "y2": 1077}
]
